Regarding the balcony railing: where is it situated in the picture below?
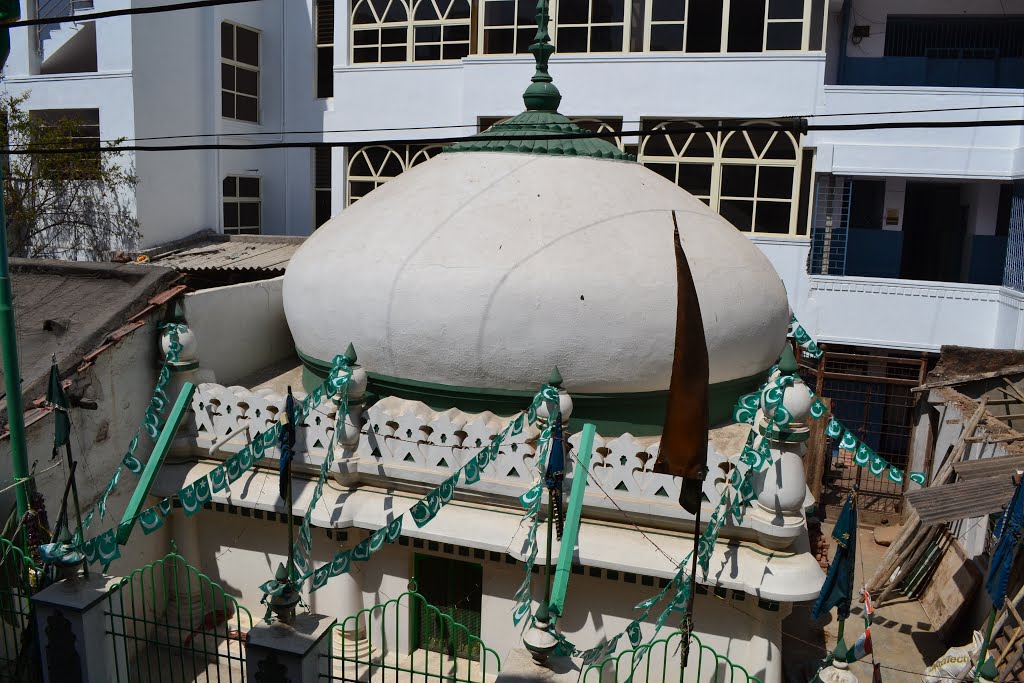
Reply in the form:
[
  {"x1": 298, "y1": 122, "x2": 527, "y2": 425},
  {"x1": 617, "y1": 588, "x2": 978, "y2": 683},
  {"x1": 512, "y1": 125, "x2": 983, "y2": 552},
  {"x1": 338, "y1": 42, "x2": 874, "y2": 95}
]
[{"x1": 840, "y1": 56, "x2": 1024, "y2": 89}]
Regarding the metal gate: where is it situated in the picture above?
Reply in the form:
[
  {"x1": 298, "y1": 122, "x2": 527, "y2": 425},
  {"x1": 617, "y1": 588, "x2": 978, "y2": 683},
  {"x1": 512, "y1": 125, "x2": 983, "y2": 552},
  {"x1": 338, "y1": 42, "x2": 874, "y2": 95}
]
[
  {"x1": 106, "y1": 549, "x2": 251, "y2": 682},
  {"x1": 320, "y1": 589, "x2": 501, "y2": 682},
  {"x1": 0, "y1": 539, "x2": 41, "y2": 682},
  {"x1": 582, "y1": 629, "x2": 764, "y2": 683},
  {"x1": 802, "y1": 348, "x2": 929, "y2": 518}
]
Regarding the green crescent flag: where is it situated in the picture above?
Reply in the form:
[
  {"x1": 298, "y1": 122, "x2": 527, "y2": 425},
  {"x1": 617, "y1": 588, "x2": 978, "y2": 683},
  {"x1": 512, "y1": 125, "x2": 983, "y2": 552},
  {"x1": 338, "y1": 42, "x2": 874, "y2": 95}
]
[{"x1": 47, "y1": 362, "x2": 71, "y2": 457}]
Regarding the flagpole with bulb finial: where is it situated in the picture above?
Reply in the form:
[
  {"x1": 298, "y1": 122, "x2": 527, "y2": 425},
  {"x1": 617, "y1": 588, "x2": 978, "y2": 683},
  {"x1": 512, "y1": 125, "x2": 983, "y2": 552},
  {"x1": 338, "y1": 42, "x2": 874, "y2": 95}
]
[
  {"x1": 0, "y1": 1, "x2": 32, "y2": 526},
  {"x1": 47, "y1": 354, "x2": 88, "y2": 577},
  {"x1": 651, "y1": 212, "x2": 711, "y2": 676}
]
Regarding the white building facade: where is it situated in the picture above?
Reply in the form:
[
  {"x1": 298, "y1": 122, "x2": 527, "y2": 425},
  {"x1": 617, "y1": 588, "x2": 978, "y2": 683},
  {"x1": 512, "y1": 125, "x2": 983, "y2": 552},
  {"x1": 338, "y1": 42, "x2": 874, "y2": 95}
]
[
  {"x1": 5, "y1": 0, "x2": 1024, "y2": 352},
  {"x1": 6, "y1": 0, "x2": 1024, "y2": 525}
]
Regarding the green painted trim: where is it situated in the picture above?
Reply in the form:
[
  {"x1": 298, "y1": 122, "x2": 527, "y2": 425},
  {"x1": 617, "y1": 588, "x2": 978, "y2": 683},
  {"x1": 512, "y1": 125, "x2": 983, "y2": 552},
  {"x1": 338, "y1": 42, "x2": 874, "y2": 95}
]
[
  {"x1": 298, "y1": 349, "x2": 765, "y2": 436},
  {"x1": 757, "y1": 421, "x2": 812, "y2": 443},
  {"x1": 549, "y1": 423, "x2": 594, "y2": 618},
  {"x1": 444, "y1": 110, "x2": 634, "y2": 161},
  {"x1": 116, "y1": 382, "x2": 195, "y2": 545}
]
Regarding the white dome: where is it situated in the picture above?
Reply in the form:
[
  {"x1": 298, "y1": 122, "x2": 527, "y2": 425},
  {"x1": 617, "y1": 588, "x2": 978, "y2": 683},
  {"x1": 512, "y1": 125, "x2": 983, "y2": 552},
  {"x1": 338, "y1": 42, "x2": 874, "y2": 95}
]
[{"x1": 283, "y1": 151, "x2": 789, "y2": 394}]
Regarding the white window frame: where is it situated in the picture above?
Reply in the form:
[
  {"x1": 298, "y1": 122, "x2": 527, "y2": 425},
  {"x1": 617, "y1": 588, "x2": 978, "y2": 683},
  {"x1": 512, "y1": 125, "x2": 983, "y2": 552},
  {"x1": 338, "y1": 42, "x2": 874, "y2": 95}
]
[
  {"x1": 639, "y1": 119, "x2": 807, "y2": 236},
  {"x1": 345, "y1": 143, "x2": 442, "y2": 204},
  {"x1": 223, "y1": 174, "x2": 262, "y2": 234},
  {"x1": 221, "y1": 21, "x2": 261, "y2": 124},
  {"x1": 350, "y1": 0, "x2": 471, "y2": 64}
]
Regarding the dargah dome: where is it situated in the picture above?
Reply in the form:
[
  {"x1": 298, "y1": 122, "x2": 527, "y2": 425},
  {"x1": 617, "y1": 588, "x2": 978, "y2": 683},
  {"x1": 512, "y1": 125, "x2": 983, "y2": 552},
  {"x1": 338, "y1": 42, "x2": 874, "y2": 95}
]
[{"x1": 283, "y1": 12, "x2": 790, "y2": 435}]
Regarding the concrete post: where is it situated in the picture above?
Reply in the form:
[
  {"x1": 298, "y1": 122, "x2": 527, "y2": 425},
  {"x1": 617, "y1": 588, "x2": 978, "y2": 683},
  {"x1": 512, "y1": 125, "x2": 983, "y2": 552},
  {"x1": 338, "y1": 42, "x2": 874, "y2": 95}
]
[
  {"x1": 749, "y1": 352, "x2": 813, "y2": 550},
  {"x1": 245, "y1": 613, "x2": 337, "y2": 682},
  {"x1": 32, "y1": 574, "x2": 122, "y2": 683}
]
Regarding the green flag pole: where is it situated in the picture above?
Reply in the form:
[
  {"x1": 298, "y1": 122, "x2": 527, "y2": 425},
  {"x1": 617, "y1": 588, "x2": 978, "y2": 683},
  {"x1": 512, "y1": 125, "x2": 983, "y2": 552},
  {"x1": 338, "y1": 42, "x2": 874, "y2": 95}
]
[
  {"x1": 0, "y1": 4, "x2": 31, "y2": 523},
  {"x1": 973, "y1": 606, "x2": 997, "y2": 682}
]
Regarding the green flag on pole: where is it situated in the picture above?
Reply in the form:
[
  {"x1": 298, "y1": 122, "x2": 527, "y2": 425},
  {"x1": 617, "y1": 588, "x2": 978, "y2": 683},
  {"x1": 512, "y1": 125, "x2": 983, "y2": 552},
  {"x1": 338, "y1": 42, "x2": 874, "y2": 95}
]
[{"x1": 47, "y1": 360, "x2": 70, "y2": 457}]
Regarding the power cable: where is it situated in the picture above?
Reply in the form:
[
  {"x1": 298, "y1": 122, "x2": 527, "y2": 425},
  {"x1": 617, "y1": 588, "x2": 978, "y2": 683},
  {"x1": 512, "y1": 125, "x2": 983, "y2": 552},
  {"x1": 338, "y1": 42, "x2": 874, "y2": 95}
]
[
  {"x1": 9, "y1": 117, "x2": 1024, "y2": 155},
  {"x1": 3, "y1": 0, "x2": 259, "y2": 28},
  {"x1": 54, "y1": 104, "x2": 1024, "y2": 146}
]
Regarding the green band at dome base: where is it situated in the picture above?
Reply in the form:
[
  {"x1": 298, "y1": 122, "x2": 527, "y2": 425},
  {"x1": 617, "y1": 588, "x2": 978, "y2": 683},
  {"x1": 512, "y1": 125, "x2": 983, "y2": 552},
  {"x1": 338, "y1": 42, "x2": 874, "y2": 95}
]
[{"x1": 297, "y1": 349, "x2": 765, "y2": 437}]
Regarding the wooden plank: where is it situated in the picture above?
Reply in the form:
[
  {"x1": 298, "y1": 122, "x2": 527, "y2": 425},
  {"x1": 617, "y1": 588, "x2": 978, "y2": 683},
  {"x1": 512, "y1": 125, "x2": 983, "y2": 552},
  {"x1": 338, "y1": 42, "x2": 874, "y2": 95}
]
[
  {"x1": 955, "y1": 456, "x2": 1024, "y2": 479},
  {"x1": 864, "y1": 399, "x2": 988, "y2": 594},
  {"x1": 805, "y1": 397, "x2": 829, "y2": 504}
]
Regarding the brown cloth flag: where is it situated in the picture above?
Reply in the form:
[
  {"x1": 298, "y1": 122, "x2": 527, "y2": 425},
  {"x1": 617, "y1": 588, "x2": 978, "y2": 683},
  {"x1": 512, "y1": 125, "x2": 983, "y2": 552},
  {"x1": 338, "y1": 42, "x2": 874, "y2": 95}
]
[{"x1": 652, "y1": 212, "x2": 710, "y2": 514}]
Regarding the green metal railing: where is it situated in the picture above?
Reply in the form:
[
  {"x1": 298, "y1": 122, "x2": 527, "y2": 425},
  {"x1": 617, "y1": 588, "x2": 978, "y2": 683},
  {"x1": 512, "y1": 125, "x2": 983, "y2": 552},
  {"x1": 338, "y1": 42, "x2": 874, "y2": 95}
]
[
  {"x1": 0, "y1": 539, "x2": 41, "y2": 683},
  {"x1": 582, "y1": 630, "x2": 764, "y2": 683},
  {"x1": 106, "y1": 549, "x2": 252, "y2": 683},
  {"x1": 321, "y1": 590, "x2": 501, "y2": 683}
]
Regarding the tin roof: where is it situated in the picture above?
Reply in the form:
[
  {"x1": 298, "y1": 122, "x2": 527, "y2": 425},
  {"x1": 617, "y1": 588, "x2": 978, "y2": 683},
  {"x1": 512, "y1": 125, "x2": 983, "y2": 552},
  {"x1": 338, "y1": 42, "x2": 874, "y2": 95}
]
[{"x1": 142, "y1": 232, "x2": 304, "y2": 274}]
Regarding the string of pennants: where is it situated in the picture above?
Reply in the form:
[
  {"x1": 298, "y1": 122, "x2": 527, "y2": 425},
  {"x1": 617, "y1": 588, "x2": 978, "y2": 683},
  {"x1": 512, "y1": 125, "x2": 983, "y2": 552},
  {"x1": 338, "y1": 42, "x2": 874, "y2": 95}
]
[
  {"x1": 740, "y1": 320, "x2": 928, "y2": 487},
  {"x1": 791, "y1": 315, "x2": 823, "y2": 360},
  {"x1": 72, "y1": 348, "x2": 350, "y2": 569},
  {"x1": 257, "y1": 383, "x2": 562, "y2": 609},
  {"x1": 529, "y1": 401, "x2": 766, "y2": 666},
  {"x1": 66, "y1": 324, "x2": 186, "y2": 562}
]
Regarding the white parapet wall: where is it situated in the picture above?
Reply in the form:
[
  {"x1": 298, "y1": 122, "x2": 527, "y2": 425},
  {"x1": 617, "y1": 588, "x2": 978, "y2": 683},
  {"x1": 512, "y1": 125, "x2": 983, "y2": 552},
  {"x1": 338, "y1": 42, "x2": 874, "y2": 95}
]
[{"x1": 183, "y1": 277, "x2": 295, "y2": 386}]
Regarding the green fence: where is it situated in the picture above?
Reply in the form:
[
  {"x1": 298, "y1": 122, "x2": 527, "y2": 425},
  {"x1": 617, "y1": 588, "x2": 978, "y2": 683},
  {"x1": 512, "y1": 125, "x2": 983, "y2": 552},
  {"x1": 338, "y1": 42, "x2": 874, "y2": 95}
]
[
  {"x1": 0, "y1": 539, "x2": 41, "y2": 683},
  {"x1": 582, "y1": 630, "x2": 764, "y2": 683},
  {"x1": 106, "y1": 550, "x2": 252, "y2": 683},
  {"x1": 321, "y1": 590, "x2": 501, "y2": 683}
]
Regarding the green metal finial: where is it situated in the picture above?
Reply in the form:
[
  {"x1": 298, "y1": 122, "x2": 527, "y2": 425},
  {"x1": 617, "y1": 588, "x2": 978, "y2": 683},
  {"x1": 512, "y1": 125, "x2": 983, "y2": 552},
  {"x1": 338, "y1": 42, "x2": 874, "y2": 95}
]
[
  {"x1": 275, "y1": 562, "x2": 289, "y2": 582},
  {"x1": 548, "y1": 366, "x2": 563, "y2": 388},
  {"x1": 523, "y1": 0, "x2": 561, "y2": 111},
  {"x1": 779, "y1": 345, "x2": 798, "y2": 373},
  {"x1": 344, "y1": 342, "x2": 358, "y2": 365}
]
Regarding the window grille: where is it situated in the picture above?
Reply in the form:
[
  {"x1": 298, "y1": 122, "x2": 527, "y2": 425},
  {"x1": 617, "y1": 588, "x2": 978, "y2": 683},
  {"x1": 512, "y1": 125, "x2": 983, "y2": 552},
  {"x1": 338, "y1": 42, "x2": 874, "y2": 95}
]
[{"x1": 808, "y1": 174, "x2": 851, "y2": 275}]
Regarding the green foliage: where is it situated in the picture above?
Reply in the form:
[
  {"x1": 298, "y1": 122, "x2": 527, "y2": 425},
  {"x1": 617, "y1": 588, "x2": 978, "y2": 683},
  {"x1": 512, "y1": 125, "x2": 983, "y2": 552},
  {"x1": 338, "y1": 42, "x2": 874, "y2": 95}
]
[{"x1": 1, "y1": 89, "x2": 140, "y2": 259}]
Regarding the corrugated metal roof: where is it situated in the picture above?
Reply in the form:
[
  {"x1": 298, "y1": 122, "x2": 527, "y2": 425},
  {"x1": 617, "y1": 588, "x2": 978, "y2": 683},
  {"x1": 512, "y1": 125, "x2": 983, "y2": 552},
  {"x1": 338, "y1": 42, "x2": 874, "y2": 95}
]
[
  {"x1": 954, "y1": 455, "x2": 1024, "y2": 480},
  {"x1": 144, "y1": 234, "x2": 305, "y2": 273},
  {"x1": 906, "y1": 473, "x2": 1018, "y2": 526}
]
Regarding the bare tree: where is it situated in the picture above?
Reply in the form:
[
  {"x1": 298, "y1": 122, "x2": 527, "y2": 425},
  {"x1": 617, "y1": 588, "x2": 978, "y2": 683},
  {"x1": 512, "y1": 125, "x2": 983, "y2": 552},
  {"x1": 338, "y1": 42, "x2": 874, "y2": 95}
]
[{"x1": 1, "y1": 90, "x2": 140, "y2": 260}]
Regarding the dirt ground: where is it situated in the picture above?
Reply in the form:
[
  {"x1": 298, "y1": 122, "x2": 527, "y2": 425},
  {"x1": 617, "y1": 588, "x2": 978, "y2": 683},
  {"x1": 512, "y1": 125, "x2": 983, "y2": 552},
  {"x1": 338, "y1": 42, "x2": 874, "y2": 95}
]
[{"x1": 782, "y1": 525, "x2": 972, "y2": 683}]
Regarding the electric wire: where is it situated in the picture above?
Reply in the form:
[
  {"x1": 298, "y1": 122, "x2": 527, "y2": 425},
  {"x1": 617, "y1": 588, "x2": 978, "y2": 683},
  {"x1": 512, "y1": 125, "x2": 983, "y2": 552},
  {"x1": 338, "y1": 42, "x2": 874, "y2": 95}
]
[
  {"x1": 52, "y1": 103, "x2": 1024, "y2": 146},
  {"x1": 3, "y1": 0, "x2": 259, "y2": 28},
  {"x1": 9, "y1": 117, "x2": 1024, "y2": 155}
]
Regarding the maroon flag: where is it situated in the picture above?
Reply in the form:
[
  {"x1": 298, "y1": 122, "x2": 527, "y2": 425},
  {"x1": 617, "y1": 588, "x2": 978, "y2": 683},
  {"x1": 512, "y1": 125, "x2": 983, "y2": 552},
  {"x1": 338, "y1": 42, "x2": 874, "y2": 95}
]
[{"x1": 652, "y1": 213, "x2": 710, "y2": 514}]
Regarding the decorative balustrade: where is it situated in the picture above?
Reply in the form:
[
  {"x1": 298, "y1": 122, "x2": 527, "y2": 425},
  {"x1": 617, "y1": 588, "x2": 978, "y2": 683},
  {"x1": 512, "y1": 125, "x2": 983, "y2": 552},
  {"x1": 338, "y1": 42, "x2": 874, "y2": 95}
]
[{"x1": 191, "y1": 384, "x2": 772, "y2": 530}]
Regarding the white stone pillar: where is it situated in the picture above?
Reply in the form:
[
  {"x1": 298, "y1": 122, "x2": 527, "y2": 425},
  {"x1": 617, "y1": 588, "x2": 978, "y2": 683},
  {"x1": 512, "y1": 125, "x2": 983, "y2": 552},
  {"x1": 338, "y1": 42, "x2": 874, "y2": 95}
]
[
  {"x1": 33, "y1": 575, "x2": 122, "y2": 683},
  {"x1": 335, "y1": 348, "x2": 368, "y2": 486},
  {"x1": 749, "y1": 352, "x2": 813, "y2": 550},
  {"x1": 246, "y1": 613, "x2": 337, "y2": 682}
]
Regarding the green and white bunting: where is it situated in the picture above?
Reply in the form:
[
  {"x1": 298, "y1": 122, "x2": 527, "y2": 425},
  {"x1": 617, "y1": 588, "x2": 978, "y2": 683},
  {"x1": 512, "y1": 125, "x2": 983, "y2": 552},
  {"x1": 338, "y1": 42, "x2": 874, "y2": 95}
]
[
  {"x1": 790, "y1": 315, "x2": 823, "y2": 360},
  {"x1": 299, "y1": 385, "x2": 545, "y2": 599},
  {"x1": 909, "y1": 471, "x2": 927, "y2": 485},
  {"x1": 74, "y1": 323, "x2": 186, "y2": 544}
]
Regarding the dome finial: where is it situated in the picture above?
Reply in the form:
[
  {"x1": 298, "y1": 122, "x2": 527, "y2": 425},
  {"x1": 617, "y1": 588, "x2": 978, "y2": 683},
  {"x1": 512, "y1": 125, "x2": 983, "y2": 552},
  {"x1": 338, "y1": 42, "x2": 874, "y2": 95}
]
[{"x1": 523, "y1": 0, "x2": 561, "y2": 111}]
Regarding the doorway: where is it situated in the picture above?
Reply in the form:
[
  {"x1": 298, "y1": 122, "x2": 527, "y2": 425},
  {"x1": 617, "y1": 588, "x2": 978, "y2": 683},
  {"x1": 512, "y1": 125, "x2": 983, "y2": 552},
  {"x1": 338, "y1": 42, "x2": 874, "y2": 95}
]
[
  {"x1": 900, "y1": 182, "x2": 968, "y2": 282},
  {"x1": 412, "y1": 554, "x2": 483, "y2": 659}
]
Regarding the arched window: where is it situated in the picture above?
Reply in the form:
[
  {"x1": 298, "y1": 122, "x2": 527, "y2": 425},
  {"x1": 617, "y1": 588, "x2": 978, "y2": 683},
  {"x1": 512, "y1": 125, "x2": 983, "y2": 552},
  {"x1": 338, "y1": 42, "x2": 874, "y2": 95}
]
[
  {"x1": 346, "y1": 144, "x2": 445, "y2": 204},
  {"x1": 351, "y1": 0, "x2": 471, "y2": 62},
  {"x1": 352, "y1": 0, "x2": 411, "y2": 63},
  {"x1": 640, "y1": 121, "x2": 716, "y2": 205},
  {"x1": 718, "y1": 125, "x2": 799, "y2": 233},
  {"x1": 639, "y1": 119, "x2": 809, "y2": 235},
  {"x1": 411, "y1": 0, "x2": 471, "y2": 60}
]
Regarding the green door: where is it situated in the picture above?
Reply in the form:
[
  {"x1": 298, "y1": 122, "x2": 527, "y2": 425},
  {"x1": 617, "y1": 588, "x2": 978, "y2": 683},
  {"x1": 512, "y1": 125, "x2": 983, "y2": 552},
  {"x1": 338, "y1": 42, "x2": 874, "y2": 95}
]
[{"x1": 412, "y1": 554, "x2": 483, "y2": 659}]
